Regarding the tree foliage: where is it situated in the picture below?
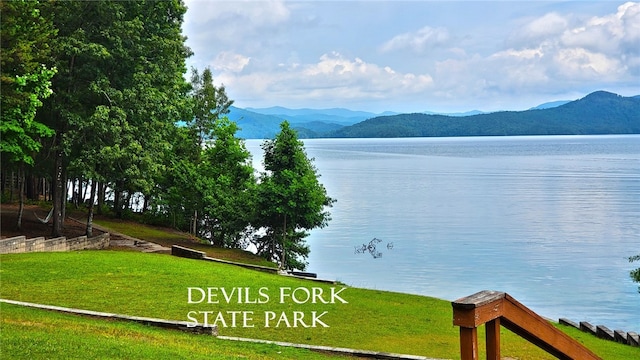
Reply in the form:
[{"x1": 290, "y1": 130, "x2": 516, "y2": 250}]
[
  {"x1": 198, "y1": 118, "x2": 256, "y2": 247},
  {"x1": 189, "y1": 67, "x2": 233, "y2": 146},
  {"x1": 630, "y1": 255, "x2": 640, "y2": 293},
  {"x1": 0, "y1": 0, "x2": 57, "y2": 166},
  {"x1": 253, "y1": 121, "x2": 335, "y2": 270},
  {"x1": 33, "y1": 0, "x2": 192, "y2": 234},
  {"x1": 1, "y1": 0, "x2": 58, "y2": 230},
  {"x1": 147, "y1": 66, "x2": 249, "y2": 247}
]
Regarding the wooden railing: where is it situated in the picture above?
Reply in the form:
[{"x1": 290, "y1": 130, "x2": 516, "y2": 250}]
[{"x1": 451, "y1": 290, "x2": 601, "y2": 360}]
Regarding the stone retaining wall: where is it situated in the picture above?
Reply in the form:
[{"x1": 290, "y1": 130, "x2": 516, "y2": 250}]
[
  {"x1": 559, "y1": 318, "x2": 639, "y2": 347},
  {"x1": 170, "y1": 245, "x2": 335, "y2": 284},
  {"x1": 171, "y1": 245, "x2": 280, "y2": 274},
  {"x1": 0, "y1": 233, "x2": 110, "y2": 254}
]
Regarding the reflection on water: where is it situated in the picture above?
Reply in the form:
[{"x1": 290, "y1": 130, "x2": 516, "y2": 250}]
[{"x1": 246, "y1": 135, "x2": 640, "y2": 331}]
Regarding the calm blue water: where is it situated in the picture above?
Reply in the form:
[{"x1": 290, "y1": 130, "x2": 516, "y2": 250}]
[{"x1": 246, "y1": 135, "x2": 640, "y2": 331}]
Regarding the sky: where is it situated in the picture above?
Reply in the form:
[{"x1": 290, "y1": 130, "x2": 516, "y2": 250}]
[{"x1": 182, "y1": 1, "x2": 640, "y2": 113}]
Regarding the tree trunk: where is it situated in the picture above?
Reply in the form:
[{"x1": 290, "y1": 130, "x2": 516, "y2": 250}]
[
  {"x1": 86, "y1": 179, "x2": 96, "y2": 237},
  {"x1": 52, "y1": 148, "x2": 64, "y2": 237},
  {"x1": 114, "y1": 183, "x2": 122, "y2": 218},
  {"x1": 192, "y1": 209, "x2": 197, "y2": 235},
  {"x1": 77, "y1": 177, "x2": 83, "y2": 207},
  {"x1": 82, "y1": 178, "x2": 89, "y2": 205},
  {"x1": 97, "y1": 181, "x2": 104, "y2": 215},
  {"x1": 281, "y1": 215, "x2": 287, "y2": 270},
  {"x1": 0, "y1": 171, "x2": 5, "y2": 199},
  {"x1": 25, "y1": 173, "x2": 37, "y2": 200},
  {"x1": 17, "y1": 167, "x2": 24, "y2": 230},
  {"x1": 61, "y1": 170, "x2": 68, "y2": 224},
  {"x1": 126, "y1": 191, "x2": 132, "y2": 211},
  {"x1": 9, "y1": 171, "x2": 15, "y2": 203}
]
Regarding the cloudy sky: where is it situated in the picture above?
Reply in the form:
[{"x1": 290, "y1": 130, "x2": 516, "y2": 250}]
[{"x1": 182, "y1": 1, "x2": 640, "y2": 113}]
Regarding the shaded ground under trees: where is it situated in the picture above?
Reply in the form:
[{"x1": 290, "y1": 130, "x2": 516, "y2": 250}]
[{"x1": 1, "y1": 204, "x2": 98, "y2": 239}]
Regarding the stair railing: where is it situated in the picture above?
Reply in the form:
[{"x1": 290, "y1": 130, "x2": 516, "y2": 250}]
[{"x1": 451, "y1": 290, "x2": 601, "y2": 360}]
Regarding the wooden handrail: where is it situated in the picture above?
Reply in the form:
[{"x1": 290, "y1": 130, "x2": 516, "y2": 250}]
[{"x1": 452, "y1": 290, "x2": 601, "y2": 360}]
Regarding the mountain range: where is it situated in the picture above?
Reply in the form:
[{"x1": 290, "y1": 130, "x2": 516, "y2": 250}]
[
  {"x1": 227, "y1": 91, "x2": 639, "y2": 139},
  {"x1": 228, "y1": 106, "x2": 391, "y2": 139}
]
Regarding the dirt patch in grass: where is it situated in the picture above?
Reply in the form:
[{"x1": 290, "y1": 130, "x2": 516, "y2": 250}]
[{"x1": 0, "y1": 204, "x2": 103, "y2": 240}]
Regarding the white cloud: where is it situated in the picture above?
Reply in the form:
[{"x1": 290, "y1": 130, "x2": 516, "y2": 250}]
[
  {"x1": 183, "y1": 0, "x2": 293, "y2": 69},
  {"x1": 508, "y1": 13, "x2": 568, "y2": 47},
  {"x1": 428, "y1": 2, "x2": 638, "y2": 105},
  {"x1": 553, "y1": 48, "x2": 622, "y2": 79},
  {"x1": 217, "y1": 52, "x2": 433, "y2": 109},
  {"x1": 559, "y1": 2, "x2": 640, "y2": 56},
  {"x1": 492, "y1": 48, "x2": 545, "y2": 60},
  {"x1": 380, "y1": 26, "x2": 451, "y2": 53},
  {"x1": 184, "y1": 0, "x2": 290, "y2": 28},
  {"x1": 212, "y1": 51, "x2": 251, "y2": 73},
  {"x1": 183, "y1": 1, "x2": 640, "y2": 112},
  {"x1": 299, "y1": 52, "x2": 434, "y2": 95}
]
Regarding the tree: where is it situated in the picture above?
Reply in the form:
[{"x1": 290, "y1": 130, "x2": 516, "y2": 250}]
[
  {"x1": 147, "y1": 66, "x2": 235, "y2": 236},
  {"x1": 189, "y1": 67, "x2": 233, "y2": 146},
  {"x1": 631, "y1": 255, "x2": 640, "y2": 293},
  {"x1": 199, "y1": 118, "x2": 256, "y2": 247},
  {"x1": 149, "y1": 118, "x2": 256, "y2": 248},
  {"x1": 0, "y1": 0, "x2": 57, "y2": 229},
  {"x1": 253, "y1": 121, "x2": 335, "y2": 270},
  {"x1": 147, "y1": 125, "x2": 202, "y2": 230},
  {"x1": 36, "y1": 0, "x2": 191, "y2": 235}
]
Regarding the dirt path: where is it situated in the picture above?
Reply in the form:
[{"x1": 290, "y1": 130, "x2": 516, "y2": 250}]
[{"x1": 68, "y1": 217, "x2": 170, "y2": 253}]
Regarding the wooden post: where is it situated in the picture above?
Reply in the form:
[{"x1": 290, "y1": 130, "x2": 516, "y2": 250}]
[
  {"x1": 486, "y1": 318, "x2": 500, "y2": 360},
  {"x1": 453, "y1": 291, "x2": 504, "y2": 360},
  {"x1": 460, "y1": 327, "x2": 479, "y2": 360}
]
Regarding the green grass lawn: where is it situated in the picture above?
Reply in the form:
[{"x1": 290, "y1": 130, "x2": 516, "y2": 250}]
[
  {"x1": 92, "y1": 218, "x2": 276, "y2": 267},
  {"x1": 1, "y1": 251, "x2": 637, "y2": 359},
  {"x1": 1, "y1": 302, "x2": 353, "y2": 359}
]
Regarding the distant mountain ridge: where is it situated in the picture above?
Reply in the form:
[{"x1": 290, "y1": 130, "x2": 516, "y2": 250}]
[
  {"x1": 246, "y1": 106, "x2": 398, "y2": 119},
  {"x1": 327, "y1": 91, "x2": 640, "y2": 138},
  {"x1": 528, "y1": 100, "x2": 571, "y2": 110},
  {"x1": 422, "y1": 109, "x2": 486, "y2": 117},
  {"x1": 228, "y1": 106, "x2": 395, "y2": 138},
  {"x1": 227, "y1": 91, "x2": 639, "y2": 139}
]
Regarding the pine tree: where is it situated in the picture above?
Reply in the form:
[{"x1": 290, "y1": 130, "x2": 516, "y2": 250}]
[{"x1": 254, "y1": 121, "x2": 335, "y2": 270}]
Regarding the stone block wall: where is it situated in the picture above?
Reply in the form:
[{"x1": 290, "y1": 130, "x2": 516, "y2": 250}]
[{"x1": 0, "y1": 233, "x2": 109, "y2": 254}]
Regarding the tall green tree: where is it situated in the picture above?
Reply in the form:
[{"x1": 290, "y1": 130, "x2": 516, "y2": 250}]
[
  {"x1": 189, "y1": 66, "x2": 233, "y2": 146},
  {"x1": 147, "y1": 125, "x2": 202, "y2": 231},
  {"x1": 150, "y1": 118, "x2": 256, "y2": 248},
  {"x1": 37, "y1": 0, "x2": 191, "y2": 235},
  {"x1": 199, "y1": 118, "x2": 256, "y2": 247},
  {"x1": 106, "y1": 0, "x2": 192, "y2": 217},
  {"x1": 253, "y1": 121, "x2": 335, "y2": 270},
  {"x1": 147, "y1": 66, "x2": 235, "y2": 235},
  {"x1": 0, "y1": 0, "x2": 57, "y2": 229}
]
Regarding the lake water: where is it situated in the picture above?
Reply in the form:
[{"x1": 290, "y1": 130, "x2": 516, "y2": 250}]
[{"x1": 246, "y1": 135, "x2": 640, "y2": 332}]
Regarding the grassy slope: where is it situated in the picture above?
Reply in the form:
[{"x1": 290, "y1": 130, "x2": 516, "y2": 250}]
[
  {"x1": 1, "y1": 251, "x2": 637, "y2": 359},
  {"x1": 1, "y1": 303, "x2": 352, "y2": 359},
  {"x1": 93, "y1": 218, "x2": 276, "y2": 267}
]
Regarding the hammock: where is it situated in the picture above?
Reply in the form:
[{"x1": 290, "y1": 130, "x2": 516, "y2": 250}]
[{"x1": 34, "y1": 208, "x2": 54, "y2": 224}]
